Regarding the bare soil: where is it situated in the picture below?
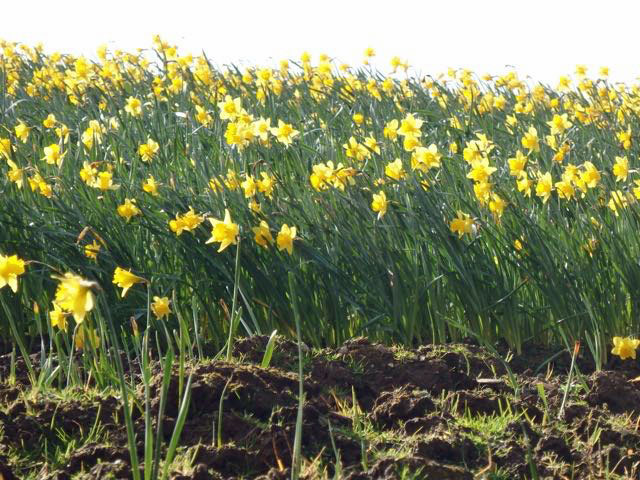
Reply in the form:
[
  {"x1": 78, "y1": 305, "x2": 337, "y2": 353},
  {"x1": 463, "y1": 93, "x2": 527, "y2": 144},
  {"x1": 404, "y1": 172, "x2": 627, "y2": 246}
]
[{"x1": 1, "y1": 337, "x2": 640, "y2": 479}]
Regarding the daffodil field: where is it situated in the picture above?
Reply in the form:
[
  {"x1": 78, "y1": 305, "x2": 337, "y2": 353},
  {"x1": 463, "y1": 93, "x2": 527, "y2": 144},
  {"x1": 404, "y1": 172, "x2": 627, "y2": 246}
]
[{"x1": 2, "y1": 37, "x2": 640, "y2": 368}]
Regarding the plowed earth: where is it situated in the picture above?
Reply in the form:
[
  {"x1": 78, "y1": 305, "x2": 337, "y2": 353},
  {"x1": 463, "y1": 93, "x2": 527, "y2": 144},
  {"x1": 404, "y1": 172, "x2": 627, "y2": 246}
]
[{"x1": 1, "y1": 337, "x2": 640, "y2": 479}]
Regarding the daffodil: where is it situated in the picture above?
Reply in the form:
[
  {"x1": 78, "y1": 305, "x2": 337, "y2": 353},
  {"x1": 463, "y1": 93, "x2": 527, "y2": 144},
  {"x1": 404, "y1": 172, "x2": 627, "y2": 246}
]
[
  {"x1": 411, "y1": 144, "x2": 441, "y2": 172},
  {"x1": 6, "y1": 160, "x2": 23, "y2": 188},
  {"x1": 138, "y1": 138, "x2": 159, "y2": 162},
  {"x1": 241, "y1": 174, "x2": 257, "y2": 198},
  {"x1": 117, "y1": 198, "x2": 141, "y2": 222},
  {"x1": 575, "y1": 64, "x2": 587, "y2": 77},
  {"x1": 112, "y1": 267, "x2": 145, "y2": 298},
  {"x1": 43, "y1": 144, "x2": 65, "y2": 167},
  {"x1": 257, "y1": 172, "x2": 276, "y2": 198},
  {"x1": 253, "y1": 221, "x2": 274, "y2": 248},
  {"x1": 397, "y1": 114, "x2": 422, "y2": 138},
  {"x1": 633, "y1": 179, "x2": 640, "y2": 200},
  {"x1": 463, "y1": 142, "x2": 484, "y2": 164},
  {"x1": 50, "y1": 302, "x2": 68, "y2": 330},
  {"x1": 29, "y1": 172, "x2": 53, "y2": 198},
  {"x1": 613, "y1": 156, "x2": 629, "y2": 182},
  {"x1": 508, "y1": 151, "x2": 527, "y2": 178},
  {"x1": 252, "y1": 117, "x2": 271, "y2": 142},
  {"x1": 224, "y1": 120, "x2": 253, "y2": 150},
  {"x1": 276, "y1": 224, "x2": 297, "y2": 255},
  {"x1": 0, "y1": 138, "x2": 12, "y2": 160},
  {"x1": 84, "y1": 239, "x2": 101, "y2": 261},
  {"x1": 555, "y1": 180, "x2": 575, "y2": 200},
  {"x1": 608, "y1": 190, "x2": 631, "y2": 216},
  {"x1": 473, "y1": 181, "x2": 492, "y2": 205},
  {"x1": 142, "y1": 175, "x2": 160, "y2": 195},
  {"x1": 402, "y1": 135, "x2": 422, "y2": 152},
  {"x1": 371, "y1": 190, "x2": 388, "y2": 219},
  {"x1": 124, "y1": 96, "x2": 142, "y2": 116},
  {"x1": 547, "y1": 114, "x2": 572, "y2": 135},
  {"x1": 385, "y1": 158, "x2": 406, "y2": 181},
  {"x1": 14, "y1": 122, "x2": 30, "y2": 142},
  {"x1": 579, "y1": 162, "x2": 600, "y2": 189},
  {"x1": 151, "y1": 296, "x2": 171, "y2": 319},
  {"x1": 489, "y1": 194, "x2": 507, "y2": 220},
  {"x1": 363, "y1": 47, "x2": 375, "y2": 63},
  {"x1": 93, "y1": 171, "x2": 119, "y2": 191},
  {"x1": 536, "y1": 172, "x2": 553, "y2": 203},
  {"x1": 556, "y1": 76, "x2": 571, "y2": 92},
  {"x1": 42, "y1": 113, "x2": 56, "y2": 128},
  {"x1": 611, "y1": 336, "x2": 640, "y2": 360},
  {"x1": 521, "y1": 126, "x2": 540, "y2": 153},
  {"x1": 310, "y1": 162, "x2": 335, "y2": 191},
  {"x1": 270, "y1": 120, "x2": 299, "y2": 146},
  {"x1": 450, "y1": 211, "x2": 475, "y2": 238},
  {"x1": 391, "y1": 56, "x2": 409, "y2": 73},
  {"x1": 55, "y1": 124, "x2": 69, "y2": 143},
  {"x1": 225, "y1": 170, "x2": 240, "y2": 190},
  {"x1": 206, "y1": 209, "x2": 239, "y2": 253},
  {"x1": 195, "y1": 105, "x2": 213, "y2": 127},
  {"x1": 217, "y1": 95, "x2": 243, "y2": 121},
  {"x1": 383, "y1": 119, "x2": 399, "y2": 140},
  {"x1": 617, "y1": 127, "x2": 632, "y2": 150},
  {"x1": 79, "y1": 161, "x2": 98, "y2": 185},
  {"x1": 53, "y1": 273, "x2": 96, "y2": 323},
  {"x1": 343, "y1": 137, "x2": 369, "y2": 162},
  {"x1": 0, "y1": 254, "x2": 26, "y2": 293},
  {"x1": 467, "y1": 158, "x2": 497, "y2": 183},
  {"x1": 169, "y1": 208, "x2": 204, "y2": 235},
  {"x1": 364, "y1": 135, "x2": 380, "y2": 155}
]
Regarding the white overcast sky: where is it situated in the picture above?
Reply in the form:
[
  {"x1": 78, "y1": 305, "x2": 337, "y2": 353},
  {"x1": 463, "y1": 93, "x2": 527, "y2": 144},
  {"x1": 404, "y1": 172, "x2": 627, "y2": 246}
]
[{"x1": 3, "y1": 0, "x2": 640, "y2": 85}]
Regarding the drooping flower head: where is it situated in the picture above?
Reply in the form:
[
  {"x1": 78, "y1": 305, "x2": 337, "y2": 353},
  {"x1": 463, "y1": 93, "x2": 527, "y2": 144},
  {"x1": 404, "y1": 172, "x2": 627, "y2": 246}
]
[
  {"x1": 0, "y1": 254, "x2": 26, "y2": 293},
  {"x1": 112, "y1": 267, "x2": 146, "y2": 298},
  {"x1": 53, "y1": 273, "x2": 96, "y2": 323}
]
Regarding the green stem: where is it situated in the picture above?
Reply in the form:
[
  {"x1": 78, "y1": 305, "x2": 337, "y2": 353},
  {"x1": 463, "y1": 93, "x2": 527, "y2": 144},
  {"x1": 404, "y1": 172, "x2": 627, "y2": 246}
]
[{"x1": 226, "y1": 238, "x2": 242, "y2": 362}]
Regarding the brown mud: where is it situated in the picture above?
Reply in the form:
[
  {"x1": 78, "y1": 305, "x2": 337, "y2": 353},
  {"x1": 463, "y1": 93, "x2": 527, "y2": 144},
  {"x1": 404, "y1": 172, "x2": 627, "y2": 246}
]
[{"x1": 0, "y1": 338, "x2": 639, "y2": 479}]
